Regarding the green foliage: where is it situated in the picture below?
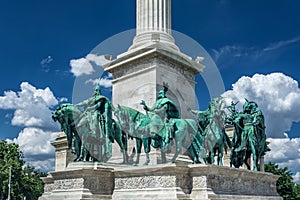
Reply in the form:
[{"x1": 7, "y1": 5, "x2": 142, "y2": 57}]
[
  {"x1": 265, "y1": 162, "x2": 300, "y2": 200},
  {"x1": 295, "y1": 184, "x2": 300, "y2": 199},
  {"x1": 0, "y1": 140, "x2": 47, "y2": 200}
]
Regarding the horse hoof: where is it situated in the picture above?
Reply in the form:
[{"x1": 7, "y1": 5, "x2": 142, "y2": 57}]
[
  {"x1": 133, "y1": 163, "x2": 138, "y2": 166},
  {"x1": 143, "y1": 161, "x2": 150, "y2": 166}
]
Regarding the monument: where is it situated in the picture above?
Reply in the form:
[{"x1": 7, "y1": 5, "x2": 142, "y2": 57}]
[{"x1": 40, "y1": 1, "x2": 282, "y2": 199}]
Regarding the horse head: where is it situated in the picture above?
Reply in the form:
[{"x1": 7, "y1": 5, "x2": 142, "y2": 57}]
[{"x1": 52, "y1": 111, "x2": 58, "y2": 122}]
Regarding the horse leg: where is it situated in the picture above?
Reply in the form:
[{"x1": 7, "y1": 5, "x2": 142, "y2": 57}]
[
  {"x1": 229, "y1": 152, "x2": 233, "y2": 168},
  {"x1": 82, "y1": 145, "x2": 88, "y2": 162},
  {"x1": 250, "y1": 144, "x2": 258, "y2": 171},
  {"x1": 74, "y1": 134, "x2": 83, "y2": 161},
  {"x1": 208, "y1": 151, "x2": 214, "y2": 165},
  {"x1": 218, "y1": 145, "x2": 223, "y2": 166},
  {"x1": 115, "y1": 131, "x2": 128, "y2": 164},
  {"x1": 187, "y1": 145, "x2": 197, "y2": 164},
  {"x1": 73, "y1": 133, "x2": 82, "y2": 161},
  {"x1": 79, "y1": 136, "x2": 88, "y2": 162},
  {"x1": 140, "y1": 137, "x2": 150, "y2": 165},
  {"x1": 170, "y1": 139, "x2": 182, "y2": 163},
  {"x1": 211, "y1": 150, "x2": 215, "y2": 165},
  {"x1": 134, "y1": 138, "x2": 142, "y2": 166}
]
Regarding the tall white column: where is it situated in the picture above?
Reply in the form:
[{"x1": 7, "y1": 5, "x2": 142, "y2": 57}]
[{"x1": 130, "y1": 0, "x2": 179, "y2": 51}]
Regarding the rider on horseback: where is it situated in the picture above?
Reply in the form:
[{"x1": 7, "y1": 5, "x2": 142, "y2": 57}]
[
  {"x1": 141, "y1": 83, "x2": 180, "y2": 144},
  {"x1": 76, "y1": 84, "x2": 113, "y2": 161}
]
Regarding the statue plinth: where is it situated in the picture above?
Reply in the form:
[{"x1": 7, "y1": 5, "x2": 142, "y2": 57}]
[
  {"x1": 41, "y1": 135, "x2": 281, "y2": 199},
  {"x1": 40, "y1": 162, "x2": 282, "y2": 200},
  {"x1": 51, "y1": 132, "x2": 76, "y2": 171}
]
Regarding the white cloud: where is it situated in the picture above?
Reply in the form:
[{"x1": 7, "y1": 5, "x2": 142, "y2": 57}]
[
  {"x1": 0, "y1": 82, "x2": 59, "y2": 129},
  {"x1": 58, "y1": 97, "x2": 68, "y2": 103},
  {"x1": 212, "y1": 36, "x2": 300, "y2": 65},
  {"x1": 265, "y1": 137, "x2": 300, "y2": 183},
  {"x1": 40, "y1": 56, "x2": 53, "y2": 72},
  {"x1": 7, "y1": 128, "x2": 58, "y2": 159},
  {"x1": 99, "y1": 77, "x2": 113, "y2": 88},
  {"x1": 6, "y1": 128, "x2": 56, "y2": 172},
  {"x1": 70, "y1": 57, "x2": 94, "y2": 77},
  {"x1": 86, "y1": 54, "x2": 111, "y2": 66},
  {"x1": 263, "y1": 36, "x2": 300, "y2": 52},
  {"x1": 5, "y1": 127, "x2": 58, "y2": 172},
  {"x1": 70, "y1": 54, "x2": 111, "y2": 77},
  {"x1": 26, "y1": 159, "x2": 55, "y2": 172},
  {"x1": 1, "y1": 82, "x2": 64, "y2": 171},
  {"x1": 85, "y1": 73, "x2": 113, "y2": 88},
  {"x1": 41, "y1": 56, "x2": 53, "y2": 65},
  {"x1": 222, "y1": 73, "x2": 300, "y2": 138},
  {"x1": 212, "y1": 45, "x2": 252, "y2": 63}
]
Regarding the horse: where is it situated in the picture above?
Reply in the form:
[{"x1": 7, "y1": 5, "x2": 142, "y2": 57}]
[
  {"x1": 52, "y1": 103, "x2": 128, "y2": 163},
  {"x1": 199, "y1": 99, "x2": 231, "y2": 166},
  {"x1": 114, "y1": 105, "x2": 206, "y2": 165},
  {"x1": 52, "y1": 104, "x2": 83, "y2": 161}
]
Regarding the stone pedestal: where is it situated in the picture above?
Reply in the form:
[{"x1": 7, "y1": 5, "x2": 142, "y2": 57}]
[
  {"x1": 51, "y1": 132, "x2": 76, "y2": 171},
  {"x1": 40, "y1": 163, "x2": 282, "y2": 200},
  {"x1": 39, "y1": 163, "x2": 114, "y2": 200}
]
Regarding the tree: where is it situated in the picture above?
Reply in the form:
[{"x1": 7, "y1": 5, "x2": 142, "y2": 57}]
[
  {"x1": 265, "y1": 162, "x2": 300, "y2": 200},
  {"x1": 21, "y1": 165, "x2": 47, "y2": 200},
  {"x1": 294, "y1": 184, "x2": 300, "y2": 199},
  {"x1": 0, "y1": 140, "x2": 46, "y2": 200}
]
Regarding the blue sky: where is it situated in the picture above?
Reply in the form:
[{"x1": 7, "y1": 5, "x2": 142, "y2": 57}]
[{"x1": 0, "y1": 0, "x2": 300, "y2": 181}]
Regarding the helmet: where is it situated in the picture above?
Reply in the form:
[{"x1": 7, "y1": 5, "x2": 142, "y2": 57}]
[{"x1": 157, "y1": 82, "x2": 168, "y2": 99}]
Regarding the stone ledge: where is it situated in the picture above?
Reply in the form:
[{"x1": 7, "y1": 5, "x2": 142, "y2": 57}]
[{"x1": 40, "y1": 163, "x2": 282, "y2": 200}]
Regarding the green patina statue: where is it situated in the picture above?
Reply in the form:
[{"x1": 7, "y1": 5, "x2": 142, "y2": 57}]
[
  {"x1": 114, "y1": 83, "x2": 206, "y2": 165},
  {"x1": 190, "y1": 98, "x2": 231, "y2": 166},
  {"x1": 227, "y1": 99, "x2": 270, "y2": 171},
  {"x1": 52, "y1": 104, "x2": 82, "y2": 161},
  {"x1": 76, "y1": 84, "x2": 113, "y2": 161},
  {"x1": 52, "y1": 85, "x2": 128, "y2": 163},
  {"x1": 52, "y1": 80, "x2": 269, "y2": 170},
  {"x1": 140, "y1": 83, "x2": 180, "y2": 144}
]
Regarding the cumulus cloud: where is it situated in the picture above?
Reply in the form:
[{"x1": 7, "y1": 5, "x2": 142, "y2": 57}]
[
  {"x1": 222, "y1": 73, "x2": 300, "y2": 138},
  {"x1": 265, "y1": 138, "x2": 300, "y2": 183},
  {"x1": 70, "y1": 57, "x2": 94, "y2": 77},
  {"x1": 85, "y1": 73, "x2": 113, "y2": 88},
  {"x1": 70, "y1": 54, "x2": 111, "y2": 77},
  {"x1": 7, "y1": 128, "x2": 58, "y2": 171},
  {"x1": 0, "y1": 82, "x2": 59, "y2": 129},
  {"x1": 1, "y1": 82, "x2": 63, "y2": 171}
]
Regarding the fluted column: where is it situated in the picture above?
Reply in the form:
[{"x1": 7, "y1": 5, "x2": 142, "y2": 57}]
[{"x1": 130, "y1": 0, "x2": 179, "y2": 51}]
